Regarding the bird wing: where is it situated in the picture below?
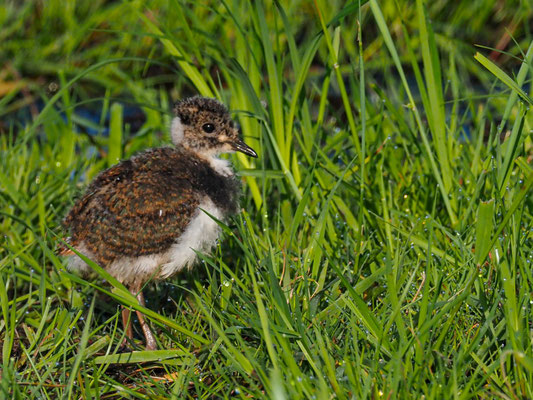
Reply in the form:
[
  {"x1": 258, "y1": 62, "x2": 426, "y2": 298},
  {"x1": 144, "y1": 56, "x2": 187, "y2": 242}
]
[{"x1": 62, "y1": 149, "x2": 201, "y2": 265}]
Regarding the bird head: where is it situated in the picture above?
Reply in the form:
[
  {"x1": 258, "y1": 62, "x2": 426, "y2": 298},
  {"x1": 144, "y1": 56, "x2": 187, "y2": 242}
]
[{"x1": 171, "y1": 96, "x2": 257, "y2": 159}]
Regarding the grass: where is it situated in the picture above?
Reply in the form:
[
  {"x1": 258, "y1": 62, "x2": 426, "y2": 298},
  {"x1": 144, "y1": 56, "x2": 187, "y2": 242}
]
[{"x1": 1, "y1": 0, "x2": 532, "y2": 398}]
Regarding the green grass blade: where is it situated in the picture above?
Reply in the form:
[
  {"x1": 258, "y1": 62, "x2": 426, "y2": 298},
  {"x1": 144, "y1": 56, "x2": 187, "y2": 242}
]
[
  {"x1": 474, "y1": 52, "x2": 533, "y2": 106},
  {"x1": 108, "y1": 102, "x2": 123, "y2": 167},
  {"x1": 475, "y1": 200, "x2": 495, "y2": 266}
]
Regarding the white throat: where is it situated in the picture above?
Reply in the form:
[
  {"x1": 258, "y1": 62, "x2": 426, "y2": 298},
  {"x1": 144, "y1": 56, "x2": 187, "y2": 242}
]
[{"x1": 208, "y1": 157, "x2": 234, "y2": 177}]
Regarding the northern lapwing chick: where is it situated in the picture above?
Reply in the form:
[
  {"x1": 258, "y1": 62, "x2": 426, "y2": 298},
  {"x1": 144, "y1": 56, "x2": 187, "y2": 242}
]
[{"x1": 59, "y1": 96, "x2": 257, "y2": 350}]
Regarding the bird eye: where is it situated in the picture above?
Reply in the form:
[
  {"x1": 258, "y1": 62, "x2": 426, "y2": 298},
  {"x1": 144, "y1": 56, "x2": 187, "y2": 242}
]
[{"x1": 202, "y1": 123, "x2": 215, "y2": 133}]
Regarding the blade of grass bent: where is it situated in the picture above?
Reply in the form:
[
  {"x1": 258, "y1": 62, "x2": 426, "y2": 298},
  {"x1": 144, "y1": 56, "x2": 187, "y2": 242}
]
[
  {"x1": 495, "y1": 42, "x2": 533, "y2": 132},
  {"x1": 475, "y1": 51, "x2": 533, "y2": 106}
]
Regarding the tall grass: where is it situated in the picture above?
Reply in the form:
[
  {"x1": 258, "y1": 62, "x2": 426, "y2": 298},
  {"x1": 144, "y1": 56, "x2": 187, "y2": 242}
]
[{"x1": 1, "y1": 0, "x2": 532, "y2": 398}]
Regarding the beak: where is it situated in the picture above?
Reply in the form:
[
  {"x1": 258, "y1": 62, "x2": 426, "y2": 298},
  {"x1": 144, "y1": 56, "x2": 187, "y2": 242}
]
[{"x1": 230, "y1": 139, "x2": 258, "y2": 158}]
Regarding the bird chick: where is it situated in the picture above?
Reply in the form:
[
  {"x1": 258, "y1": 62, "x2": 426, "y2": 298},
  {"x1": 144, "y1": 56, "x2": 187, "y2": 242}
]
[{"x1": 60, "y1": 96, "x2": 257, "y2": 350}]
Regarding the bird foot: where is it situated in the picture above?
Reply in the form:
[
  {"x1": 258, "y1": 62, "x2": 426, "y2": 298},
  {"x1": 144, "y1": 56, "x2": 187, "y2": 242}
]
[{"x1": 135, "y1": 291, "x2": 158, "y2": 350}]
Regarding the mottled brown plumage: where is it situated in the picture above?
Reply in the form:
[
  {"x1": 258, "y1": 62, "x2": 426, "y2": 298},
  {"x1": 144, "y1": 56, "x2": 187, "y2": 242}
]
[
  {"x1": 62, "y1": 147, "x2": 240, "y2": 268},
  {"x1": 60, "y1": 96, "x2": 257, "y2": 350}
]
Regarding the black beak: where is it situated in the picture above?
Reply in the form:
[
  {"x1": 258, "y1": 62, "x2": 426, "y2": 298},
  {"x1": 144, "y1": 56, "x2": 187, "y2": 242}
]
[{"x1": 231, "y1": 139, "x2": 258, "y2": 158}]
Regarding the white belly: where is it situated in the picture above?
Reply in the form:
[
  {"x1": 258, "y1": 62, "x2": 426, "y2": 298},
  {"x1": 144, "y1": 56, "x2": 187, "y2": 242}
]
[{"x1": 158, "y1": 199, "x2": 222, "y2": 278}]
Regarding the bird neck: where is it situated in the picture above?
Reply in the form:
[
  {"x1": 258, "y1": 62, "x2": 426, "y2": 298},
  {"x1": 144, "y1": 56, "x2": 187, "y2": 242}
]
[{"x1": 192, "y1": 150, "x2": 234, "y2": 178}]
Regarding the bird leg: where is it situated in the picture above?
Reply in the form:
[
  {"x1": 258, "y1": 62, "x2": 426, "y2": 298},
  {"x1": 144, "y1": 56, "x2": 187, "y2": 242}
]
[
  {"x1": 123, "y1": 283, "x2": 157, "y2": 350},
  {"x1": 121, "y1": 306, "x2": 133, "y2": 347},
  {"x1": 134, "y1": 290, "x2": 158, "y2": 350}
]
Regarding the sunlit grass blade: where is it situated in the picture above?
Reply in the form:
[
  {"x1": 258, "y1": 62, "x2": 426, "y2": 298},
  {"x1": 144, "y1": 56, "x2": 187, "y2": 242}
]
[
  {"x1": 108, "y1": 102, "x2": 123, "y2": 167},
  {"x1": 416, "y1": 0, "x2": 453, "y2": 194},
  {"x1": 93, "y1": 349, "x2": 193, "y2": 365},
  {"x1": 255, "y1": 0, "x2": 286, "y2": 163},
  {"x1": 475, "y1": 51, "x2": 533, "y2": 106},
  {"x1": 475, "y1": 199, "x2": 495, "y2": 266}
]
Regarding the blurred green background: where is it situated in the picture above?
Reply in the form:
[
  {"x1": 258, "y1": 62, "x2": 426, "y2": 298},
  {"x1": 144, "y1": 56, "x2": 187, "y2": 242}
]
[{"x1": 1, "y1": 0, "x2": 532, "y2": 398}]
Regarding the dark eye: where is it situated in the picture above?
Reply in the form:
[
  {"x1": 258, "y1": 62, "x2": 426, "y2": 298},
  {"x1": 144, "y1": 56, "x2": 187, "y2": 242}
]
[{"x1": 202, "y1": 123, "x2": 215, "y2": 133}]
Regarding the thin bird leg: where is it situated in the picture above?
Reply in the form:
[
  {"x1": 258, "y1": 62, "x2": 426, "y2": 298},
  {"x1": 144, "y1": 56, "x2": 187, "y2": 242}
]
[
  {"x1": 121, "y1": 306, "x2": 133, "y2": 346},
  {"x1": 135, "y1": 290, "x2": 158, "y2": 350}
]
